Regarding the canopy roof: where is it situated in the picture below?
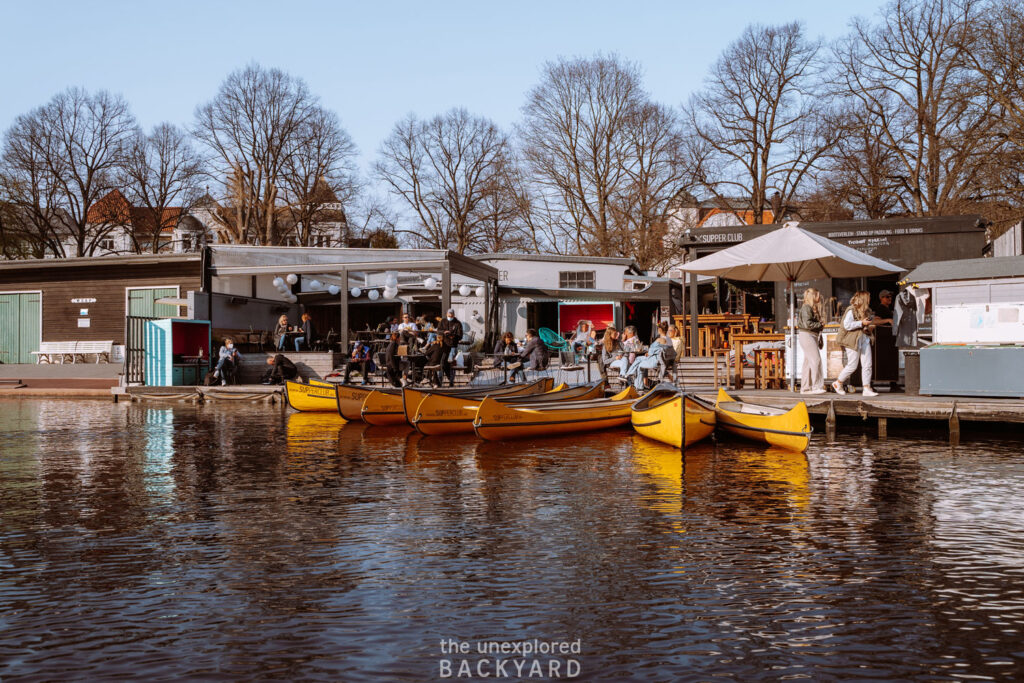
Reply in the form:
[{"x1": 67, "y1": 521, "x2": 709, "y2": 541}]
[{"x1": 680, "y1": 224, "x2": 902, "y2": 281}]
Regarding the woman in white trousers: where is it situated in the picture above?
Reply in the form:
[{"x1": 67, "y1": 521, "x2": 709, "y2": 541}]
[{"x1": 833, "y1": 291, "x2": 878, "y2": 397}]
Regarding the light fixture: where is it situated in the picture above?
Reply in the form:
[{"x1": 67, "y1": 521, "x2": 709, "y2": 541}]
[
  {"x1": 384, "y1": 286, "x2": 398, "y2": 299},
  {"x1": 308, "y1": 279, "x2": 322, "y2": 291},
  {"x1": 272, "y1": 277, "x2": 284, "y2": 288},
  {"x1": 368, "y1": 290, "x2": 380, "y2": 301},
  {"x1": 458, "y1": 284, "x2": 471, "y2": 297},
  {"x1": 475, "y1": 286, "x2": 485, "y2": 298},
  {"x1": 350, "y1": 287, "x2": 362, "y2": 298},
  {"x1": 285, "y1": 273, "x2": 298, "y2": 285},
  {"x1": 424, "y1": 276, "x2": 437, "y2": 290},
  {"x1": 385, "y1": 271, "x2": 398, "y2": 287},
  {"x1": 328, "y1": 285, "x2": 340, "y2": 296},
  {"x1": 286, "y1": 294, "x2": 297, "y2": 303}
]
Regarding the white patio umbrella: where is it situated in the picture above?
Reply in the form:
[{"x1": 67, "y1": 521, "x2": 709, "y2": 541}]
[{"x1": 679, "y1": 223, "x2": 902, "y2": 390}]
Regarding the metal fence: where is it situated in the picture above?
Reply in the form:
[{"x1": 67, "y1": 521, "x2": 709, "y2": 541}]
[{"x1": 124, "y1": 315, "x2": 158, "y2": 385}]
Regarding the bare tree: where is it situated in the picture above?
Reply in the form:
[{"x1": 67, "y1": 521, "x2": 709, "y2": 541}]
[
  {"x1": 1, "y1": 88, "x2": 136, "y2": 257},
  {"x1": 687, "y1": 22, "x2": 832, "y2": 224},
  {"x1": 193, "y1": 64, "x2": 317, "y2": 245},
  {"x1": 120, "y1": 123, "x2": 205, "y2": 253},
  {"x1": 610, "y1": 102, "x2": 697, "y2": 271},
  {"x1": 279, "y1": 107, "x2": 359, "y2": 247},
  {"x1": 376, "y1": 108, "x2": 510, "y2": 254},
  {"x1": 832, "y1": 0, "x2": 1002, "y2": 216},
  {"x1": 816, "y1": 103, "x2": 904, "y2": 218},
  {"x1": 519, "y1": 55, "x2": 643, "y2": 254}
]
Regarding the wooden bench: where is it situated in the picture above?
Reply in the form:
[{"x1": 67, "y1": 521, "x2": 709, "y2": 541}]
[{"x1": 31, "y1": 341, "x2": 113, "y2": 364}]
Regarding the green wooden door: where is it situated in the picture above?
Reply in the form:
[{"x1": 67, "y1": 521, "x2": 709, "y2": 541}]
[
  {"x1": 0, "y1": 292, "x2": 42, "y2": 364},
  {"x1": 127, "y1": 287, "x2": 180, "y2": 318}
]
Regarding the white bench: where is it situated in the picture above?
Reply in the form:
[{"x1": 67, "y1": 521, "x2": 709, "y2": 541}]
[{"x1": 31, "y1": 341, "x2": 113, "y2": 364}]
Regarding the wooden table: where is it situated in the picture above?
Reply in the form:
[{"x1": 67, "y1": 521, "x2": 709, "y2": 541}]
[
  {"x1": 730, "y1": 332, "x2": 786, "y2": 389},
  {"x1": 673, "y1": 314, "x2": 759, "y2": 356}
]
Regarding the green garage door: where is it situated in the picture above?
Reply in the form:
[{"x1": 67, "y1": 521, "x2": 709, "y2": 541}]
[
  {"x1": 0, "y1": 292, "x2": 42, "y2": 364},
  {"x1": 128, "y1": 287, "x2": 180, "y2": 318}
]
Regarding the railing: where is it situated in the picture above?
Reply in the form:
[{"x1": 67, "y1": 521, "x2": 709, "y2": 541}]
[{"x1": 124, "y1": 315, "x2": 158, "y2": 385}]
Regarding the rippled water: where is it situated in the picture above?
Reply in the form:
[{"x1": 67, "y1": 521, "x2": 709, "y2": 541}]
[{"x1": 2, "y1": 399, "x2": 1023, "y2": 680}]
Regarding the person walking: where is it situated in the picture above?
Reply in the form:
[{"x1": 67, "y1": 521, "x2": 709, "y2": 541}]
[
  {"x1": 797, "y1": 288, "x2": 826, "y2": 394},
  {"x1": 833, "y1": 291, "x2": 879, "y2": 397}
]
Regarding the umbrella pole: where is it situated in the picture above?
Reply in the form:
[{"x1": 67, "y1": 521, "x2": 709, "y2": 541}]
[{"x1": 790, "y1": 281, "x2": 797, "y2": 392}]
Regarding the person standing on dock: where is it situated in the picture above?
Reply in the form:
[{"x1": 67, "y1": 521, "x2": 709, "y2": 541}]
[
  {"x1": 833, "y1": 291, "x2": 879, "y2": 397},
  {"x1": 798, "y1": 288, "x2": 826, "y2": 394}
]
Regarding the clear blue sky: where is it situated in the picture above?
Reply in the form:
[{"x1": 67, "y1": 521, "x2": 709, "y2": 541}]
[{"x1": 1, "y1": 1, "x2": 886, "y2": 176}]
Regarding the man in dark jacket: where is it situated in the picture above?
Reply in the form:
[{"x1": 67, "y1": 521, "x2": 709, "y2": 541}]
[
  {"x1": 439, "y1": 308, "x2": 463, "y2": 343},
  {"x1": 261, "y1": 354, "x2": 298, "y2": 385},
  {"x1": 344, "y1": 341, "x2": 375, "y2": 385},
  {"x1": 508, "y1": 328, "x2": 548, "y2": 382}
]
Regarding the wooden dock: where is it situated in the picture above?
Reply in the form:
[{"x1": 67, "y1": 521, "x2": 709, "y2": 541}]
[{"x1": 116, "y1": 384, "x2": 284, "y2": 404}]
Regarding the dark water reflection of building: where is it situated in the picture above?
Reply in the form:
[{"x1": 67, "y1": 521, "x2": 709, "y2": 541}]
[{"x1": 2, "y1": 401, "x2": 1024, "y2": 680}]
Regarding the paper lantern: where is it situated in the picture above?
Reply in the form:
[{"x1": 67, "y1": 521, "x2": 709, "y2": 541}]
[
  {"x1": 349, "y1": 287, "x2": 361, "y2": 298},
  {"x1": 272, "y1": 277, "x2": 284, "y2": 288},
  {"x1": 368, "y1": 290, "x2": 380, "y2": 301},
  {"x1": 458, "y1": 284, "x2": 471, "y2": 297},
  {"x1": 328, "y1": 285, "x2": 340, "y2": 296},
  {"x1": 424, "y1": 276, "x2": 437, "y2": 290},
  {"x1": 286, "y1": 273, "x2": 298, "y2": 285},
  {"x1": 287, "y1": 294, "x2": 297, "y2": 303},
  {"x1": 385, "y1": 271, "x2": 398, "y2": 286},
  {"x1": 475, "y1": 286, "x2": 485, "y2": 298},
  {"x1": 384, "y1": 286, "x2": 398, "y2": 299},
  {"x1": 308, "y1": 279, "x2": 322, "y2": 291}
]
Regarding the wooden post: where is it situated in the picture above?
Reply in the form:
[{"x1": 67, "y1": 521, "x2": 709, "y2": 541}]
[
  {"x1": 826, "y1": 399, "x2": 836, "y2": 440},
  {"x1": 878, "y1": 416, "x2": 887, "y2": 439},
  {"x1": 442, "y1": 263, "x2": 451, "y2": 316},
  {"x1": 949, "y1": 401, "x2": 960, "y2": 442},
  {"x1": 689, "y1": 247, "x2": 699, "y2": 357},
  {"x1": 339, "y1": 268, "x2": 349, "y2": 353}
]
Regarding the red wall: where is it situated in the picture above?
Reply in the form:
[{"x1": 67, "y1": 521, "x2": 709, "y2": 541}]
[{"x1": 558, "y1": 304, "x2": 614, "y2": 333}]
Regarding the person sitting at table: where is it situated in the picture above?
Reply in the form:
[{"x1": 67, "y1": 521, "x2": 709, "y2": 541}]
[
  {"x1": 599, "y1": 326, "x2": 622, "y2": 379},
  {"x1": 571, "y1": 322, "x2": 592, "y2": 357},
  {"x1": 261, "y1": 354, "x2": 298, "y2": 385},
  {"x1": 274, "y1": 314, "x2": 290, "y2": 351},
  {"x1": 383, "y1": 332, "x2": 403, "y2": 387},
  {"x1": 213, "y1": 338, "x2": 241, "y2": 385},
  {"x1": 375, "y1": 318, "x2": 394, "y2": 335},
  {"x1": 493, "y1": 332, "x2": 519, "y2": 365},
  {"x1": 508, "y1": 328, "x2": 549, "y2": 382},
  {"x1": 343, "y1": 340, "x2": 375, "y2": 385},
  {"x1": 667, "y1": 325, "x2": 683, "y2": 357},
  {"x1": 397, "y1": 312, "x2": 418, "y2": 334},
  {"x1": 623, "y1": 334, "x2": 673, "y2": 391},
  {"x1": 419, "y1": 333, "x2": 451, "y2": 387},
  {"x1": 293, "y1": 313, "x2": 317, "y2": 352},
  {"x1": 607, "y1": 326, "x2": 644, "y2": 377}
]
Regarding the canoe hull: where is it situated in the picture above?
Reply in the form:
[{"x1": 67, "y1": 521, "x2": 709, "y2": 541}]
[
  {"x1": 413, "y1": 380, "x2": 606, "y2": 435},
  {"x1": 362, "y1": 389, "x2": 408, "y2": 426},
  {"x1": 401, "y1": 378, "x2": 556, "y2": 428},
  {"x1": 631, "y1": 386, "x2": 716, "y2": 449},
  {"x1": 472, "y1": 386, "x2": 637, "y2": 441},
  {"x1": 336, "y1": 384, "x2": 395, "y2": 421},
  {"x1": 285, "y1": 381, "x2": 342, "y2": 412},
  {"x1": 714, "y1": 388, "x2": 811, "y2": 452}
]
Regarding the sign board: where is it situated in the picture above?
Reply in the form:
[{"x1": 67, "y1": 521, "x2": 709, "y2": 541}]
[
  {"x1": 77, "y1": 318, "x2": 91, "y2": 328},
  {"x1": 71, "y1": 298, "x2": 97, "y2": 304},
  {"x1": 79, "y1": 308, "x2": 89, "y2": 316}
]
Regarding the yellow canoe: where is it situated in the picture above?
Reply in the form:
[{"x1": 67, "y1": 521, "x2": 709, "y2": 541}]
[
  {"x1": 402, "y1": 377, "x2": 558, "y2": 428},
  {"x1": 473, "y1": 386, "x2": 638, "y2": 441},
  {"x1": 364, "y1": 377, "x2": 556, "y2": 427},
  {"x1": 630, "y1": 383, "x2": 716, "y2": 449},
  {"x1": 412, "y1": 380, "x2": 607, "y2": 436},
  {"x1": 336, "y1": 384, "x2": 399, "y2": 421},
  {"x1": 713, "y1": 388, "x2": 812, "y2": 452},
  {"x1": 285, "y1": 380, "x2": 345, "y2": 412}
]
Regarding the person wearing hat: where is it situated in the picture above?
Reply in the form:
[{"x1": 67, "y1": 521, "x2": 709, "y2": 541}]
[{"x1": 875, "y1": 290, "x2": 895, "y2": 324}]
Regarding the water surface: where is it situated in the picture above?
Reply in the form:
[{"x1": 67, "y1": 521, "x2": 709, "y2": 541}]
[{"x1": 1, "y1": 400, "x2": 1023, "y2": 680}]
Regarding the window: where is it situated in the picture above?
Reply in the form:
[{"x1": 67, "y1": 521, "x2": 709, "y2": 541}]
[
  {"x1": 180, "y1": 234, "x2": 192, "y2": 252},
  {"x1": 99, "y1": 238, "x2": 115, "y2": 252},
  {"x1": 558, "y1": 271, "x2": 596, "y2": 289}
]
